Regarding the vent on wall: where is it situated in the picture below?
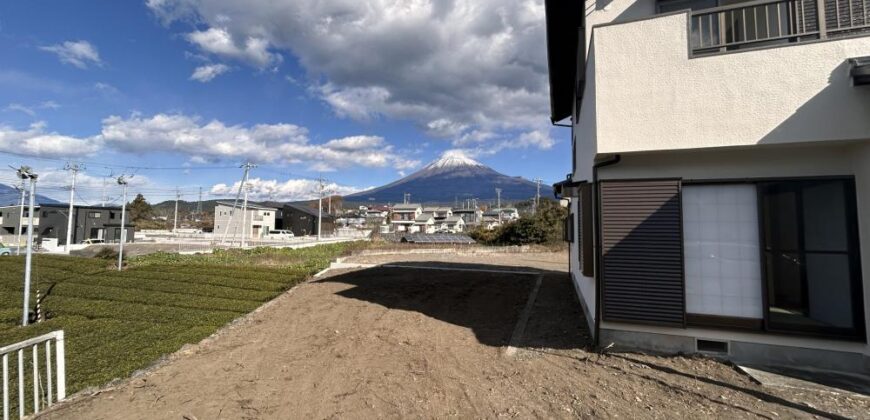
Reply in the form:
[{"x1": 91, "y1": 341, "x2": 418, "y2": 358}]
[{"x1": 696, "y1": 339, "x2": 729, "y2": 354}]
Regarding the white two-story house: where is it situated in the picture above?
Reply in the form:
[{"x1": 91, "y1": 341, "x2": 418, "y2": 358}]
[
  {"x1": 213, "y1": 202, "x2": 277, "y2": 240},
  {"x1": 547, "y1": 0, "x2": 870, "y2": 372}
]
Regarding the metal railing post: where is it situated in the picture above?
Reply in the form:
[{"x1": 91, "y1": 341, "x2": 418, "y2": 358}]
[
  {"x1": 817, "y1": 0, "x2": 828, "y2": 37},
  {"x1": 55, "y1": 331, "x2": 66, "y2": 400}
]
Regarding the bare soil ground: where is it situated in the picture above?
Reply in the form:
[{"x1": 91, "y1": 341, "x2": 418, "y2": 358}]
[{"x1": 39, "y1": 251, "x2": 869, "y2": 419}]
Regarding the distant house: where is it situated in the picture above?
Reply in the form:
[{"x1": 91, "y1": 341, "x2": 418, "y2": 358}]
[
  {"x1": 422, "y1": 206, "x2": 452, "y2": 220},
  {"x1": 452, "y1": 208, "x2": 483, "y2": 226},
  {"x1": 365, "y1": 205, "x2": 389, "y2": 219},
  {"x1": 282, "y1": 204, "x2": 335, "y2": 237},
  {"x1": 411, "y1": 212, "x2": 436, "y2": 234},
  {"x1": 0, "y1": 204, "x2": 134, "y2": 245},
  {"x1": 390, "y1": 203, "x2": 422, "y2": 232},
  {"x1": 492, "y1": 207, "x2": 520, "y2": 221},
  {"x1": 480, "y1": 215, "x2": 501, "y2": 231},
  {"x1": 213, "y1": 202, "x2": 277, "y2": 239},
  {"x1": 436, "y1": 215, "x2": 465, "y2": 233}
]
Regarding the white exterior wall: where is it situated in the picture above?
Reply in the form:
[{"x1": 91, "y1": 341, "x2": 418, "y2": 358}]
[
  {"x1": 589, "y1": 12, "x2": 870, "y2": 154},
  {"x1": 213, "y1": 204, "x2": 277, "y2": 239}
]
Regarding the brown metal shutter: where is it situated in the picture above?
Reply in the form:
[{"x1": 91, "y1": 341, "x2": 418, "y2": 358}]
[
  {"x1": 600, "y1": 180, "x2": 685, "y2": 327},
  {"x1": 581, "y1": 184, "x2": 594, "y2": 277}
]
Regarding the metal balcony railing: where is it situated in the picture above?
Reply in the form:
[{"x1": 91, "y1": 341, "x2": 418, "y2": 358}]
[{"x1": 691, "y1": 0, "x2": 870, "y2": 54}]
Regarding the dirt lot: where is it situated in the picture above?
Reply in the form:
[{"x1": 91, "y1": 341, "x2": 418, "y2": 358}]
[{"x1": 40, "y1": 252, "x2": 869, "y2": 419}]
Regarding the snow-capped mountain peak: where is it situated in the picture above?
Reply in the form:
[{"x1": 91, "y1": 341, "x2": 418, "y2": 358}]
[{"x1": 424, "y1": 150, "x2": 484, "y2": 169}]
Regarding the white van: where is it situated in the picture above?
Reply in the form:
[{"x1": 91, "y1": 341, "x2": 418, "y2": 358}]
[{"x1": 267, "y1": 230, "x2": 295, "y2": 240}]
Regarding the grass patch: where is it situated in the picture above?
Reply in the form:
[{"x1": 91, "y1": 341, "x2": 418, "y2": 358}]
[{"x1": 0, "y1": 241, "x2": 367, "y2": 412}]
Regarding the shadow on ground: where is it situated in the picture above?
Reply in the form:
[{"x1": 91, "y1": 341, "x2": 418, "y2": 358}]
[{"x1": 315, "y1": 262, "x2": 591, "y2": 350}]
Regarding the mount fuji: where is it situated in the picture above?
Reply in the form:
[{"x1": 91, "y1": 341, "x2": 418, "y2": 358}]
[{"x1": 345, "y1": 151, "x2": 552, "y2": 204}]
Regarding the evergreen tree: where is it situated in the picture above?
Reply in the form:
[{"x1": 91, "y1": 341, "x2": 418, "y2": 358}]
[{"x1": 128, "y1": 194, "x2": 153, "y2": 222}]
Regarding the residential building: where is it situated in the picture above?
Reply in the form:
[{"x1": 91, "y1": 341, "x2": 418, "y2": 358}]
[
  {"x1": 282, "y1": 204, "x2": 335, "y2": 237},
  {"x1": 422, "y1": 206, "x2": 452, "y2": 220},
  {"x1": 411, "y1": 213, "x2": 436, "y2": 234},
  {"x1": 213, "y1": 202, "x2": 277, "y2": 240},
  {"x1": 546, "y1": 0, "x2": 870, "y2": 371},
  {"x1": 436, "y1": 215, "x2": 466, "y2": 233},
  {"x1": 0, "y1": 204, "x2": 134, "y2": 245},
  {"x1": 452, "y1": 208, "x2": 483, "y2": 226},
  {"x1": 491, "y1": 207, "x2": 519, "y2": 221},
  {"x1": 390, "y1": 203, "x2": 423, "y2": 232}
]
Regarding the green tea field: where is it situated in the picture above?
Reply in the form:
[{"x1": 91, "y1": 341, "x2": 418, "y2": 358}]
[{"x1": 0, "y1": 242, "x2": 366, "y2": 405}]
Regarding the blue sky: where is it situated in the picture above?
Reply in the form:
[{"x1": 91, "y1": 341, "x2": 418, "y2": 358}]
[{"x1": 0, "y1": 0, "x2": 569, "y2": 204}]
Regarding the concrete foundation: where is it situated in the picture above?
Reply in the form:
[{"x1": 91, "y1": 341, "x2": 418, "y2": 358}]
[{"x1": 601, "y1": 328, "x2": 870, "y2": 374}]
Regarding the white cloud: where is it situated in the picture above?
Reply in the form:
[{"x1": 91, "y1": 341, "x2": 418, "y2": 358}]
[
  {"x1": 146, "y1": 0, "x2": 555, "y2": 152},
  {"x1": 3, "y1": 101, "x2": 61, "y2": 117},
  {"x1": 190, "y1": 63, "x2": 231, "y2": 82},
  {"x1": 186, "y1": 27, "x2": 280, "y2": 69},
  {"x1": 0, "y1": 122, "x2": 101, "y2": 158},
  {"x1": 4, "y1": 104, "x2": 35, "y2": 117},
  {"x1": 39, "y1": 40, "x2": 103, "y2": 69},
  {"x1": 98, "y1": 113, "x2": 417, "y2": 171},
  {"x1": 0, "y1": 113, "x2": 418, "y2": 172},
  {"x1": 210, "y1": 177, "x2": 363, "y2": 201}
]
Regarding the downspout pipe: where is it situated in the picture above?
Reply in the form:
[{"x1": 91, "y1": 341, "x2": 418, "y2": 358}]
[{"x1": 592, "y1": 154, "x2": 621, "y2": 348}]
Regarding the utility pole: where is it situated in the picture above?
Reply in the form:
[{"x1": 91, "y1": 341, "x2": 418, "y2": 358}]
[
  {"x1": 240, "y1": 182, "x2": 250, "y2": 248},
  {"x1": 101, "y1": 177, "x2": 107, "y2": 207},
  {"x1": 173, "y1": 188, "x2": 180, "y2": 233},
  {"x1": 15, "y1": 178, "x2": 25, "y2": 256},
  {"x1": 64, "y1": 163, "x2": 84, "y2": 253},
  {"x1": 17, "y1": 167, "x2": 37, "y2": 326},
  {"x1": 196, "y1": 187, "x2": 203, "y2": 217},
  {"x1": 403, "y1": 193, "x2": 410, "y2": 204},
  {"x1": 534, "y1": 178, "x2": 542, "y2": 215},
  {"x1": 495, "y1": 188, "x2": 502, "y2": 224},
  {"x1": 117, "y1": 176, "x2": 129, "y2": 271},
  {"x1": 317, "y1": 177, "x2": 324, "y2": 241},
  {"x1": 221, "y1": 162, "x2": 255, "y2": 245}
]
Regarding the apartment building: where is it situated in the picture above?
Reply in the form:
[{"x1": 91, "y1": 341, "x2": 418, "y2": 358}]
[
  {"x1": 546, "y1": 0, "x2": 870, "y2": 371},
  {"x1": 213, "y1": 202, "x2": 277, "y2": 240}
]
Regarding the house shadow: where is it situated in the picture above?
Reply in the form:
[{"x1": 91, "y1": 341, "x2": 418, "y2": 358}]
[
  {"x1": 760, "y1": 60, "x2": 870, "y2": 145},
  {"x1": 314, "y1": 262, "x2": 592, "y2": 350}
]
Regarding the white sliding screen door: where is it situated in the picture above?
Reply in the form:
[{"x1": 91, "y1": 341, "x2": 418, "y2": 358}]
[{"x1": 683, "y1": 184, "x2": 763, "y2": 319}]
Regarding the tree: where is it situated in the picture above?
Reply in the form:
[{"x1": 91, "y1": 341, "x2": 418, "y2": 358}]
[{"x1": 128, "y1": 194, "x2": 154, "y2": 222}]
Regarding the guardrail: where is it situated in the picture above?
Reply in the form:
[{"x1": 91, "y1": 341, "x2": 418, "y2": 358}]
[
  {"x1": 1, "y1": 331, "x2": 66, "y2": 419},
  {"x1": 691, "y1": 0, "x2": 870, "y2": 53}
]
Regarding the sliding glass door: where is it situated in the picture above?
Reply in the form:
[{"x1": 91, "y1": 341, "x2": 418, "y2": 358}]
[{"x1": 759, "y1": 179, "x2": 865, "y2": 339}]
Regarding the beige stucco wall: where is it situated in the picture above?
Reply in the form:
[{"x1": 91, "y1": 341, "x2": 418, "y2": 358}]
[{"x1": 589, "y1": 12, "x2": 870, "y2": 154}]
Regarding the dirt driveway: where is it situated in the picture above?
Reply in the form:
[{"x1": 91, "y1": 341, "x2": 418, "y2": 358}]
[{"x1": 40, "y1": 253, "x2": 868, "y2": 419}]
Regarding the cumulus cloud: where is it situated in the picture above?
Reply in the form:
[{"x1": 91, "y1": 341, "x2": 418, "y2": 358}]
[
  {"x1": 0, "y1": 122, "x2": 101, "y2": 158},
  {"x1": 98, "y1": 113, "x2": 416, "y2": 171},
  {"x1": 0, "y1": 113, "x2": 418, "y2": 173},
  {"x1": 39, "y1": 40, "x2": 103, "y2": 69},
  {"x1": 186, "y1": 27, "x2": 280, "y2": 69},
  {"x1": 190, "y1": 63, "x2": 231, "y2": 82},
  {"x1": 210, "y1": 177, "x2": 364, "y2": 201},
  {"x1": 146, "y1": 0, "x2": 555, "y2": 152}
]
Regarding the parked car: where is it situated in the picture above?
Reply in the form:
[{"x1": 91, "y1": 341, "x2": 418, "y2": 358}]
[
  {"x1": 0, "y1": 243, "x2": 11, "y2": 256},
  {"x1": 82, "y1": 238, "x2": 106, "y2": 245},
  {"x1": 267, "y1": 230, "x2": 295, "y2": 240}
]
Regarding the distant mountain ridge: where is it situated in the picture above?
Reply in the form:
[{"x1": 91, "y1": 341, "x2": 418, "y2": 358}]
[
  {"x1": 345, "y1": 152, "x2": 552, "y2": 204},
  {"x1": 0, "y1": 183, "x2": 61, "y2": 207}
]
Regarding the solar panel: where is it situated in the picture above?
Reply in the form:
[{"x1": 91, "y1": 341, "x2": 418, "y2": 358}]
[{"x1": 400, "y1": 233, "x2": 476, "y2": 244}]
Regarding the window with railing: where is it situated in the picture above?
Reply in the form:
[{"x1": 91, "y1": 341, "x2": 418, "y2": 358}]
[{"x1": 660, "y1": 0, "x2": 870, "y2": 54}]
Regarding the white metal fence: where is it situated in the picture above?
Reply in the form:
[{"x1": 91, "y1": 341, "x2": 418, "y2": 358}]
[{"x1": 1, "y1": 331, "x2": 66, "y2": 419}]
